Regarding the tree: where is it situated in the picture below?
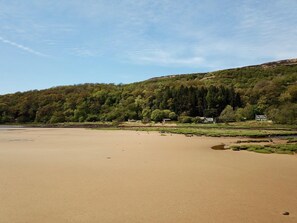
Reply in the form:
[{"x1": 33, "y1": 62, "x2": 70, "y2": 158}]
[
  {"x1": 219, "y1": 105, "x2": 236, "y2": 122},
  {"x1": 242, "y1": 103, "x2": 255, "y2": 120},
  {"x1": 169, "y1": 111, "x2": 177, "y2": 120},
  {"x1": 268, "y1": 103, "x2": 297, "y2": 124},
  {"x1": 235, "y1": 108, "x2": 245, "y2": 121},
  {"x1": 85, "y1": 114, "x2": 99, "y2": 122},
  {"x1": 178, "y1": 115, "x2": 192, "y2": 123},
  {"x1": 49, "y1": 111, "x2": 65, "y2": 123},
  {"x1": 162, "y1": 110, "x2": 171, "y2": 118},
  {"x1": 150, "y1": 109, "x2": 164, "y2": 122},
  {"x1": 206, "y1": 85, "x2": 217, "y2": 109},
  {"x1": 287, "y1": 85, "x2": 297, "y2": 102},
  {"x1": 142, "y1": 108, "x2": 151, "y2": 122}
]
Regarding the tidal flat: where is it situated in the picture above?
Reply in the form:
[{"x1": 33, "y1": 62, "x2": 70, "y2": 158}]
[{"x1": 0, "y1": 128, "x2": 296, "y2": 223}]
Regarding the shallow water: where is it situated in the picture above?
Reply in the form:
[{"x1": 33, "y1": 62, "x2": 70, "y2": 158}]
[{"x1": 0, "y1": 125, "x2": 24, "y2": 129}]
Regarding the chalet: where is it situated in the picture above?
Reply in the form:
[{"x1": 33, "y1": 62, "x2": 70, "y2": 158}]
[
  {"x1": 255, "y1": 115, "x2": 267, "y2": 121},
  {"x1": 204, "y1": 117, "x2": 215, "y2": 123},
  {"x1": 162, "y1": 118, "x2": 171, "y2": 124}
]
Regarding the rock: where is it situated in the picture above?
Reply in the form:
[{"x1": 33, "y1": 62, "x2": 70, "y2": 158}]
[
  {"x1": 185, "y1": 134, "x2": 193, "y2": 137},
  {"x1": 282, "y1": 211, "x2": 290, "y2": 216},
  {"x1": 211, "y1": 144, "x2": 226, "y2": 150}
]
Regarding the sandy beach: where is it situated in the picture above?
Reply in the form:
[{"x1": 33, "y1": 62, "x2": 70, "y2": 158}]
[{"x1": 0, "y1": 128, "x2": 296, "y2": 223}]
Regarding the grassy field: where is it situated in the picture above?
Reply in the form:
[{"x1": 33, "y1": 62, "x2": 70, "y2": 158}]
[
  {"x1": 176, "y1": 121, "x2": 297, "y2": 130},
  {"x1": 120, "y1": 126, "x2": 297, "y2": 137},
  {"x1": 19, "y1": 121, "x2": 297, "y2": 138},
  {"x1": 230, "y1": 144, "x2": 297, "y2": 154},
  {"x1": 117, "y1": 120, "x2": 297, "y2": 137}
]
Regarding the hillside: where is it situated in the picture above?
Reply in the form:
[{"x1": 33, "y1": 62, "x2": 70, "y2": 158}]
[{"x1": 0, "y1": 59, "x2": 297, "y2": 124}]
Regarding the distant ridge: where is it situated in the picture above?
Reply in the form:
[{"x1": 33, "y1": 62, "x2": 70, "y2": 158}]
[
  {"x1": 261, "y1": 58, "x2": 297, "y2": 66},
  {"x1": 146, "y1": 58, "x2": 297, "y2": 82}
]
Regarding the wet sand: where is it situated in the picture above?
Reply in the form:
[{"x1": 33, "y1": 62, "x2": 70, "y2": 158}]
[{"x1": 0, "y1": 128, "x2": 296, "y2": 223}]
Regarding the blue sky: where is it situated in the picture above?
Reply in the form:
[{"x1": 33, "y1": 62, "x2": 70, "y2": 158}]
[{"x1": 0, "y1": 0, "x2": 297, "y2": 94}]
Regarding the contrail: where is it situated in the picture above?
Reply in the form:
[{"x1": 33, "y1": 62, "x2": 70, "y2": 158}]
[{"x1": 0, "y1": 36, "x2": 49, "y2": 57}]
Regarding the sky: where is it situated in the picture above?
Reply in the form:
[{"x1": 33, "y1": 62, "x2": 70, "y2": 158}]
[{"x1": 0, "y1": 0, "x2": 297, "y2": 94}]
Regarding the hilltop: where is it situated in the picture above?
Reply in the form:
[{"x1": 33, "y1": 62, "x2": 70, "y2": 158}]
[
  {"x1": 0, "y1": 58, "x2": 296, "y2": 124},
  {"x1": 146, "y1": 58, "x2": 297, "y2": 82}
]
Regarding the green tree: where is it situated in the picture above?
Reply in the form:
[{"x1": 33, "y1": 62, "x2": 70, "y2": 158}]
[
  {"x1": 241, "y1": 103, "x2": 255, "y2": 120},
  {"x1": 169, "y1": 111, "x2": 177, "y2": 120},
  {"x1": 235, "y1": 108, "x2": 245, "y2": 121},
  {"x1": 49, "y1": 111, "x2": 65, "y2": 123},
  {"x1": 85, "y1": 114, "x2": 99, "y2": 122},
  {"x1": 178, "y1": 115, "x2": 192, "y2": 123},
  {"x1": 219, "y1": 105, "x2": 236, "y2": 122},
  {"x1": 287, "y1": 85, "x2": 297, "y2": 102},
  {"x1": 268, "y1": 103, "x2": 297, "y2": 124},
  {"x1": 162, "y1": 109, "x2": 171, "y2": 118},
  {"x1": 141, "y1": 107, "x2": 151, "y2": 122},
  {"x1": 150, "y1": 109, "x2": 164, "y2": 122}
]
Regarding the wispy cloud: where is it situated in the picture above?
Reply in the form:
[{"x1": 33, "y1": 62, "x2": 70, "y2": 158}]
[
  {"x1": 126, "y1": 48, "x2": 204, "y2": 67},
  {"x1": 0, "y1": 0, "x2": 296, "y2": 69},
  {"x1": 0, "y1": 36, "x2": 49, "y2": 57},
  {"x1": 71, "y1": 47, "x2": 101, "y2": 57}
]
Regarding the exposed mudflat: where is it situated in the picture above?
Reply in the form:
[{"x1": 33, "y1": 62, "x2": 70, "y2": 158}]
[{"x1": 0, "y1": 128, "x2": 296, "y2": 223}]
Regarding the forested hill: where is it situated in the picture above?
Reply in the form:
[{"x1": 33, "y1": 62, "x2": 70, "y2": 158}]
[{"x1": 0, "y1": 59, "x2": 297, "y2": 124}]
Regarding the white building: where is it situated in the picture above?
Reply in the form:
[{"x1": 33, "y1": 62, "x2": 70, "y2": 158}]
[{"x1": 255, "y1": 115, "x2": 267, "y2": 121}]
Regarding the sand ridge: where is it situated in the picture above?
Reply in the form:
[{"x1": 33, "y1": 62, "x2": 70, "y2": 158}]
[{"x1": 0, "y1": 128, "x2": 296, "y2": 223}]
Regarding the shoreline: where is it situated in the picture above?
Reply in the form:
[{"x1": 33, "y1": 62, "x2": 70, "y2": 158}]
[{"x1": 1, "y1": 122, "x2": 297, "y2": 138}]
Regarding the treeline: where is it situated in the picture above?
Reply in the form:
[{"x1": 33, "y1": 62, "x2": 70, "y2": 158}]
[
  {"x1": 152, "y1": 85, "x2": 241, "y2": 117},
  {"x1": 0, "y1": 61, "x2": 297, "y2": 124},
  {"x1": 0, "y1": 84, "x2": 241, "y2": 123}
]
